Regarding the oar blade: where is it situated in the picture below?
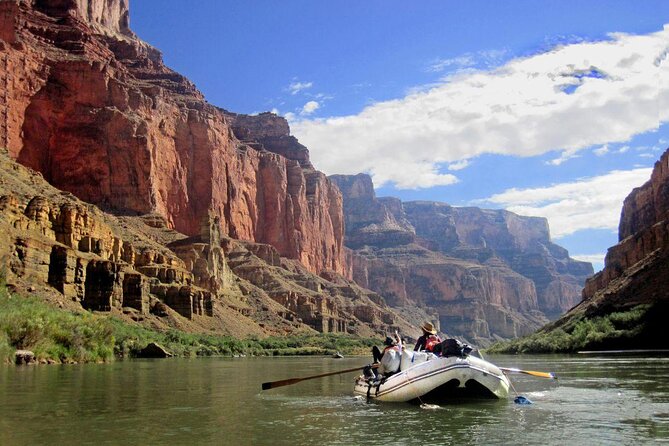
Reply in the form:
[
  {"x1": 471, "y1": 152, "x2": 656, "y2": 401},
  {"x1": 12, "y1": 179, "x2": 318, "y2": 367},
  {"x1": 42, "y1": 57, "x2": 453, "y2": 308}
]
[
  {"x1": 528, "y1": 371, "x2": 557, "y2": 379},
  {"x1": 262, "y1": 378, "x2": 302, "y2": 390},
  {"x1": 500, "y1": 367, "x2": 557, "y2": 379}
]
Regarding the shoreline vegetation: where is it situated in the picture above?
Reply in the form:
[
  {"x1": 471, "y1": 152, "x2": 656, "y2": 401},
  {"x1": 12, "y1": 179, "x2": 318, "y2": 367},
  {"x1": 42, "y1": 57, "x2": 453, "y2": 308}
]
[
  {"x1": 486, "y1": 303, "x2": 661, "y2": 354},
  {"x1": 0, "y1": 282, "x2": 377, "y2": 364},
  {"x1": 3, "y1": 278, "x2": 664, "y2": 363}
]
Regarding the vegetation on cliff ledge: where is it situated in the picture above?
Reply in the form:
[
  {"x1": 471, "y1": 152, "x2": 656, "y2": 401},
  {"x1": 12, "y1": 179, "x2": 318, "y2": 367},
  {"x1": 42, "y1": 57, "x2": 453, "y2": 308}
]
[
  {"x1": 0, "y1": 283, "x2": 377, "y2": 364},
  {"x1": 486, "y1": 304, "x2": 661, "y2": 354}
]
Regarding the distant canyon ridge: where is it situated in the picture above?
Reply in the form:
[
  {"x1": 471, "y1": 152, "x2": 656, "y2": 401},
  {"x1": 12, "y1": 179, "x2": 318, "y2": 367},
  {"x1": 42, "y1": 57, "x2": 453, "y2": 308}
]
[{"x1": 0, "y1": 0, "x2": 604, "y2": 345}]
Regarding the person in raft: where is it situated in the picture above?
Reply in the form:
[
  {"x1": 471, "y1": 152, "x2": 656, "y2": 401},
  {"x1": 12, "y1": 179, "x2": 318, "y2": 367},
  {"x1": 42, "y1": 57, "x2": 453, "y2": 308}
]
[
  {"x1": 366, "y1": 333, "x2": 403, "y2": 379},
  {"x1": 414, "y1": 322, "x2": 442, "y2": 353},
  {"x1": 372, "y1": 333, "x2": 402, "y2": 364}
]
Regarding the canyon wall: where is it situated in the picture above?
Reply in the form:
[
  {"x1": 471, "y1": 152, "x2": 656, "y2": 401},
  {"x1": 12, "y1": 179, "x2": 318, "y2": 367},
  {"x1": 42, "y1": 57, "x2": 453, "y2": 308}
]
[
  {"x1": 0, "y1": 0, "x2": 416, "y2": 339},
  {"x1": 331, "y1": 173, "x2": 593, "y2": 345},
  {"x1": 580, "y1": 148, "x2": 669, "y2": 309},
  {"x1": 0, "y1": 0, "x2": 346, "y2": 277},
  {"x1": 0, "y1": 149, "x2": 411, "y2": 337},
  {"x1": 533, "y1": 148, "x2": 669, "y2": 350}
]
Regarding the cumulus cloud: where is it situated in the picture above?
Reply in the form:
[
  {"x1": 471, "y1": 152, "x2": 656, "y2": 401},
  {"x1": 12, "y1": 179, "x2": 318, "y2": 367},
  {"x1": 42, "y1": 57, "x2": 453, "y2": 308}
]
[
  {"x1": 478, "y1": 168, "x2": 653, "y2": 238},
  {"x1": 288, "y1": 81, "x2": 313, "y2": 95},
  {"x1": 292, "y1": 26, "x2": 669, "y2": 189},
  {"x1": 300, "y1": 101, "x2": 320, "y2": 116}
]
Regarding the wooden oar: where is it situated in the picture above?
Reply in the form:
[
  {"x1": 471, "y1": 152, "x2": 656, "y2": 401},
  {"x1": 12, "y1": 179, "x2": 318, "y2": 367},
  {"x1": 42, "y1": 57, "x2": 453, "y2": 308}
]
[
  {"x1": 262, "y1": 364, "x2": 371, "y2": 390},
  {"x1": 499, "y1": 367, "x2": 557, "y2": 379}
]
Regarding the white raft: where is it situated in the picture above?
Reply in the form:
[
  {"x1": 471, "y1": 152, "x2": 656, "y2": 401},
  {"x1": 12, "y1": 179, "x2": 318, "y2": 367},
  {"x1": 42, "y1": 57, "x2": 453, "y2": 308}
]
[{"x1": 354, "y1": 350, "x2": 510, "y2": 403}]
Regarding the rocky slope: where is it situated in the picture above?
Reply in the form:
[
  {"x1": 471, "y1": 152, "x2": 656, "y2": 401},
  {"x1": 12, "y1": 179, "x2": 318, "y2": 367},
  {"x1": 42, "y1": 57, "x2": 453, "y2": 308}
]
[
  {"x1": 0, "y1": 0, "x2": 414, "y2": 339},
  {"x1": 331, "y1": 174, "x2": 593, "y2": 345}
]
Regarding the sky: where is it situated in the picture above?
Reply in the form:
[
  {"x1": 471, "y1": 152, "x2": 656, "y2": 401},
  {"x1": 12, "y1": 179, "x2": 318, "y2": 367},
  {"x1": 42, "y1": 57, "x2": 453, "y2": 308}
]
[{"x1": 131, "y1": 1, "x2": 669, "y2": 271}]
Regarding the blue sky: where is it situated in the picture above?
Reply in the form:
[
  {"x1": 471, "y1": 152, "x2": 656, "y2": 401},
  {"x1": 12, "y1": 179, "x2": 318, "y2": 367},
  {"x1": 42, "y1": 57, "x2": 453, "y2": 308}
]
[{"x1": 131, "y1": 1, "x2": 669, "y2": 271}]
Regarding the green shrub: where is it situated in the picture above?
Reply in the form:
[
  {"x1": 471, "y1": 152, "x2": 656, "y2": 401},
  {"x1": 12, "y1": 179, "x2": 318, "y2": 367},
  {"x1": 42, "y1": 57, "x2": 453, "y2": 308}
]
[
  {"x1": 0, "y1": 279, "x2": 381, "y2": 362},
  {"x1": 487, "y1": 304, "x2": 653, "y2": 354}
]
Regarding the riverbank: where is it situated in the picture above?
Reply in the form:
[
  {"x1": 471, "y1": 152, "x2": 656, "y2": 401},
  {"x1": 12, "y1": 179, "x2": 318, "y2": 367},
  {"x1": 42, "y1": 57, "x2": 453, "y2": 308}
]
[
  {"x1": 486, "y1": 303, "x2": 664, "y2": 354},
  {"x1": 0, "y1": 283, "x2": 377, "y2": 364}
]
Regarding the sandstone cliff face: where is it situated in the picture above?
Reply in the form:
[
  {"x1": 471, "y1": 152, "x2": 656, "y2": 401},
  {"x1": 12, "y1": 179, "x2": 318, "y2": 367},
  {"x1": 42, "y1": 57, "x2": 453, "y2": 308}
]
[
  {"x1": 0, "y1": 149, "x2": 410, "y2": 337},
  {"x1": 580, "y1": 148, "x2": 669, "y2": 309},
  {"x1": 0, "y1": 0, "x2": 346, "y2": 278},
  {"x1": 0, "y1": 0, "x2": 417, "y2": 339},
  {"x1": 332, "y1": 174, "x2": 593, "y2": 345}
]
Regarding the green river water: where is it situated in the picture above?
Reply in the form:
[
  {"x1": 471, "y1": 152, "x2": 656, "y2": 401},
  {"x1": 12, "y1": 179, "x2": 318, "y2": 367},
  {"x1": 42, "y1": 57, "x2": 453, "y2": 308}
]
[{"x1": 0, "y1": 354, "x2": 667, "y2": 445}]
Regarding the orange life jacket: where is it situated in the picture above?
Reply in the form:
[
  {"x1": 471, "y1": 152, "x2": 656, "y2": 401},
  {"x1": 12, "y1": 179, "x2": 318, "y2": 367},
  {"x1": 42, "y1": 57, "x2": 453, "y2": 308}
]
[{"x1": 425, "y1": 336, "x2": 440, "y2": 352}]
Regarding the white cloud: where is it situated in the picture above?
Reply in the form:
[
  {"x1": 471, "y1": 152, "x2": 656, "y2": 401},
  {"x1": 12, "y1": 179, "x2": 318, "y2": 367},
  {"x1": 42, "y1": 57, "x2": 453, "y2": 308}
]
[
  {"x1": 427, "y1": 55, "x2": 475, "y2": 72},
  {"x1": 292, "y1": 26, "x2": 669, "y2": 189},
  {"x1": 572, "y1": 253, "x2": 606, "y2": 271},
  {"x1": 618, "y1": 145, "x2": 630, "y2": 153},
  {"x1": 547, "y1": 149, "x2": 581, "y2": 166},
  {"x1": 288, "y1": 81, "x2": 313, "y2": 95},
  {"x1": 571, "y1": 253, "x2": 606, "y2": 265},
  {"x1": 300, "y1": 101, "x2": 320, "y2": 116},
  {"x1": 593, "y1": 145, "x2": 610, "y2": 156},
  {"x1": 478, "y1": 168, "x2": 653, "y2": 238},
  {"x1": 447, "y1": 159, "x2": 470, "y2": 171},
  {"x1": 427, "y1": 49, "x2": 509, "y2": 73}
]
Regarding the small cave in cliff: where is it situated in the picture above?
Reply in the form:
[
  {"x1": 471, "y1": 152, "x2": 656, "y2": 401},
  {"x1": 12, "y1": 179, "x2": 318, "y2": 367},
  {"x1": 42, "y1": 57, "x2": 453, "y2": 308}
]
[
  {"x1": 83, "y1": 261, "x2": 118, "y2": 311},
  {"x1": 47, "y1": 246, "x2": 68, "y2": 294}
]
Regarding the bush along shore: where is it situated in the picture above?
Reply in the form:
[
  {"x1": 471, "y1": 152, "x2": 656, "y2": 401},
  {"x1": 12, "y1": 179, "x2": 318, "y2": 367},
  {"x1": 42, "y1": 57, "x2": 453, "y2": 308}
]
[
  {"x1": 0, "y1": 283, "x2": 378, "y2": 364},
  {"x1": 486, "y1": 303, "x2": 664, "y2": 354}
]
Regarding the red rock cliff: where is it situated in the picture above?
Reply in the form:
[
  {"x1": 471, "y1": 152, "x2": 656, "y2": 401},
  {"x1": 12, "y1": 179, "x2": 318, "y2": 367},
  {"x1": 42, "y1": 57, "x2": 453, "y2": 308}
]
[{"x1": 0, "y1": 0, "x2": 347, "y2": 277}]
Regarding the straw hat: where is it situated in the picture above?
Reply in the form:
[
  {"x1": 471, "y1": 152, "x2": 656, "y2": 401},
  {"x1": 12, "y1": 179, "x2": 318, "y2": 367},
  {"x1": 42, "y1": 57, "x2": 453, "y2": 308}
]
[{"x1": 421, "y1": 322, "x2": 437, "y2": 335}]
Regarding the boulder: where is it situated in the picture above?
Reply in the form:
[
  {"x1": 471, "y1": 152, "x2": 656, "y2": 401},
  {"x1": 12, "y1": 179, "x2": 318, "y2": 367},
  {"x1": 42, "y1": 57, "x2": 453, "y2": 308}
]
[
  {"x1": 14, "y1": 350, "x2": 36, "y2": 365},
  {"x1": 137, "y1": 342, "x2": 172, "y2": 358}
]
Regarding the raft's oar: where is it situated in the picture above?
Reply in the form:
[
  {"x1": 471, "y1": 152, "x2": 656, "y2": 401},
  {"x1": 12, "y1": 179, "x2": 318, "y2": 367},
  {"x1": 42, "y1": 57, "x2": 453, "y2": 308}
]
[
  {"x1": 262, "y1": 364, "x2": 372, "y2": 390},
  {"x1": 499, "y1": 367, "x2": 557, "y2": 379}
]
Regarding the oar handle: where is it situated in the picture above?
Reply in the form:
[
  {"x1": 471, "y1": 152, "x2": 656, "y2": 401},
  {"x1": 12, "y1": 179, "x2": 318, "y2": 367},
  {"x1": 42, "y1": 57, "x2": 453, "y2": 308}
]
[{"x1": 262, "y1": 364, "x2": 372, "y2": 390}]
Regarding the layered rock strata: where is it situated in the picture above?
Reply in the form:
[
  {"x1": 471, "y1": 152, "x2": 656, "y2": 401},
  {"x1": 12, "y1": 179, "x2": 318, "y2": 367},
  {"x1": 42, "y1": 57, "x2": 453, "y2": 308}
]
[
  {"x1": 0, "y1": 0, "x2": 346, "y2": 278},
  {"x1": 0, "y1": 151, "x2": 215, "y2": 322},
  {"x1": 331, "y1": 174, "x2": 593, "y2": 345},
  {"x1": 0, "y1": 149, "x2": 410, "y2": 337}
]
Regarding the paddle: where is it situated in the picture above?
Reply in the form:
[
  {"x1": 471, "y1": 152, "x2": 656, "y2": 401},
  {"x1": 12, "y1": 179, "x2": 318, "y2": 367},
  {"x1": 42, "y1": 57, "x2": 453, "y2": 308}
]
[
  {"x1": 499, "y1": 367, "x2": 557, "y2": 379},
  {"x1": 262, "y1": 364, "x2": 372, "y2": 390}
]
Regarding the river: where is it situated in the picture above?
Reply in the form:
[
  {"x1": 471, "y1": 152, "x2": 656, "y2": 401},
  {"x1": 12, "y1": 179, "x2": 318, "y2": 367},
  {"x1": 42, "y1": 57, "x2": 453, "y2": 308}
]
[{"x1": 0, "y1": 354, "x2": 667, "y2": 445}]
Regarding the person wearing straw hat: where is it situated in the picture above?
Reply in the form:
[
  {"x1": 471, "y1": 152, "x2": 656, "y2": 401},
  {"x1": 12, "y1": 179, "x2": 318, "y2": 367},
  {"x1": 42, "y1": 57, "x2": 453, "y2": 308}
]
[{"x1": 414, "y1": 322, "x2": 441, "y2": 352}]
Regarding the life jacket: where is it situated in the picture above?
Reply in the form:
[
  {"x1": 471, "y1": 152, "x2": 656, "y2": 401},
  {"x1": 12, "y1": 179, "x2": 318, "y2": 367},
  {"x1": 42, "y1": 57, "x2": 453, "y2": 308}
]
[{"x1": 425, "y1": 335, "x2": 440, "y2": 352}]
